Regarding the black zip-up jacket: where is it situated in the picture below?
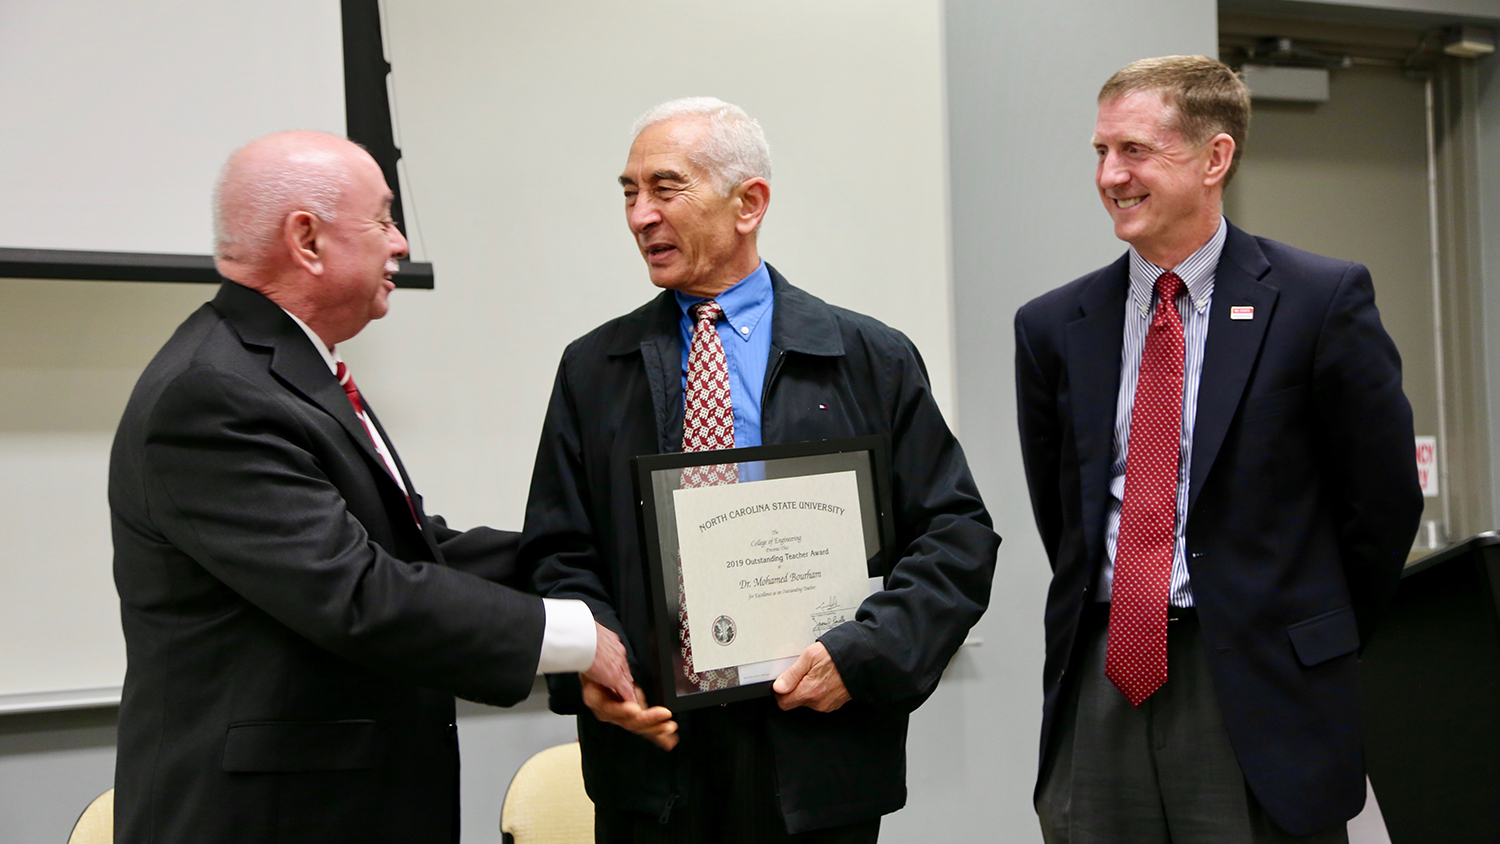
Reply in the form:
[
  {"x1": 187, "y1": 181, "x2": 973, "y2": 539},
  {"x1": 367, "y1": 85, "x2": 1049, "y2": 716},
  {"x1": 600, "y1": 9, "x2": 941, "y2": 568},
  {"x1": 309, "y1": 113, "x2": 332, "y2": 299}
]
[{"x1": 523, "y1": 266, "x2": 1000, "y2": 833}]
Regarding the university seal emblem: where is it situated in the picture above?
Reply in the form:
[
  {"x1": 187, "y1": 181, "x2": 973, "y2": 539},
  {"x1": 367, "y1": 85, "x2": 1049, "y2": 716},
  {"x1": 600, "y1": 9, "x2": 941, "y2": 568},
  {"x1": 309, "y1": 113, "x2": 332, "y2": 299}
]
[{"x1": 712, "y1": 615, "x2": 736, "y2": 645}]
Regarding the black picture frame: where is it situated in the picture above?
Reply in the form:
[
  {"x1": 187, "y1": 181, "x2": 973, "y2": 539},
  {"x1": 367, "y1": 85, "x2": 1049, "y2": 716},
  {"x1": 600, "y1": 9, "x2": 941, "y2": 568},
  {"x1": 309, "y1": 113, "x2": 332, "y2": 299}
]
[{"x1": 630, "y1": 435, "x2": 896, "y2": 711}]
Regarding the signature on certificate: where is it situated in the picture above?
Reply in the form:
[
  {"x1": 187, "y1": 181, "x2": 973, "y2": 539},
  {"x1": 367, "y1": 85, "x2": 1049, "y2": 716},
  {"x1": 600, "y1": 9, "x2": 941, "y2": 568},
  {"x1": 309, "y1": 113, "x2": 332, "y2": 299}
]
[{"x1": 811, "y1": 597, "x2": 853, "y2": 636}]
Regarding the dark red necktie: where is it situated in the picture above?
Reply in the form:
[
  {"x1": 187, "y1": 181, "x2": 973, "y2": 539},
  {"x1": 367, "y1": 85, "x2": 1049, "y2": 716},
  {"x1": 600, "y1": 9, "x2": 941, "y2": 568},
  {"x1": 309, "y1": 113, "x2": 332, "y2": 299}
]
[
  {"x1": 337, "y1": 361, "x2": 418, "y2": 525},
  {"x1": 1106, "y1": 271, "x2": 1187, "y2": 707},
  {"x1": 336, "y1": 361, "x2": 367, "y2": 416},
  {"x1": 678, "y1": 301, "x2": 738, "y2": 690}
]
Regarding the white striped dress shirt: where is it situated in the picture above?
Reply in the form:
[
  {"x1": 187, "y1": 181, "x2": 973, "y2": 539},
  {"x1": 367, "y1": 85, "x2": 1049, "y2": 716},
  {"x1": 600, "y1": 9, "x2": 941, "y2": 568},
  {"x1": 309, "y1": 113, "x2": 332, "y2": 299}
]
[{"x1": 1099, "y1": 217, "x2": 1227, "y2": 608}]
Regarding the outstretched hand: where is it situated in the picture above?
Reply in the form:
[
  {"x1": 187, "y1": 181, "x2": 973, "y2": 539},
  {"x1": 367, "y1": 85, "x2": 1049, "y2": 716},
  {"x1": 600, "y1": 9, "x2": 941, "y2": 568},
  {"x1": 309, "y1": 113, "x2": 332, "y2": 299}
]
[
  {"x1": 581, "y1": 677, "x2": 679, "y2": 750},
  {"x1": 580, "y1": 621, "x2": 636, "y2": 704}
]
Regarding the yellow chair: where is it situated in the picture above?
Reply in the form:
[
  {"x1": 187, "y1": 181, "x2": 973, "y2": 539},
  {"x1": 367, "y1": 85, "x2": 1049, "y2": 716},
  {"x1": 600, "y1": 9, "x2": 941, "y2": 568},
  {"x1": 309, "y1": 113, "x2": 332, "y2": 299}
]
[
  {"x1": 500, "y1": 742, "x2": 594, "y2": 844},
  {"x1": 68, "y1": 788, "x2": 113, "y2": 844}
]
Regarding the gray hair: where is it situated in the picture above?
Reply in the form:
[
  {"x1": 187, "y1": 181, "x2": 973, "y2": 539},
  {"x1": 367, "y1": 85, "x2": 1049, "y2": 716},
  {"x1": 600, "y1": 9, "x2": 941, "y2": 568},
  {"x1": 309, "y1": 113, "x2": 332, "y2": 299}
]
[
  {"x1": 631, "y1": 97, "x2": 772, "y2": 195},
  {"x1": 213, "y1": 133, "x2": 351, "y2": 264}
]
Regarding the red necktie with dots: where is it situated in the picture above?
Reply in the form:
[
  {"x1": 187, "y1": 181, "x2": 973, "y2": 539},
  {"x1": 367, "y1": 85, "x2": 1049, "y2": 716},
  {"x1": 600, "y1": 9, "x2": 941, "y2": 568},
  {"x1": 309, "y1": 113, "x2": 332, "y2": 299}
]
[
  {"x1": 678, "y1": 300, "x2": 738, "y2": 690},
  {"x1": 1106, "y1": 271, "x2": 1187, "y2": 707}
]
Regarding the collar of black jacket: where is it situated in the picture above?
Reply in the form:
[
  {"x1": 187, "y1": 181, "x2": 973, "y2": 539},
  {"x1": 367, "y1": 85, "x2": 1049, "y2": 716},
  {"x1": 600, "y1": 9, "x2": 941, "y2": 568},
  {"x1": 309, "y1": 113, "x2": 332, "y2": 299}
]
[{"x1": 603, "y1": 262, "x2": 845, "y2": 358}]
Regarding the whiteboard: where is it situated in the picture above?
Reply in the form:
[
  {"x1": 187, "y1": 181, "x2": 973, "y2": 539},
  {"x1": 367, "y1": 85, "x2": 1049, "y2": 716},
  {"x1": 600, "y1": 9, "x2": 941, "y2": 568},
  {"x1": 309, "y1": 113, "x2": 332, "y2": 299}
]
[
  {"x1": 0, "y1": 0, "x2": 344, "y2": 708},
  {"x1": 0, "y1": 0, "x2": 345, "y2": 256}
]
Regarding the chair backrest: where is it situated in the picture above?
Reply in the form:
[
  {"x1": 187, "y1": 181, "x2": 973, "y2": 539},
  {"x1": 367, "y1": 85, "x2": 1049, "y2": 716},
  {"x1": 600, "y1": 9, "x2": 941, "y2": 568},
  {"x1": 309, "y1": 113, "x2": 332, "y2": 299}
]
[
  {"x1": 500, "y1": 742, "x2": 594, "y2": 844},
  {"x1": 68, "y1": 788, "x2": 114, "y2": 844}
]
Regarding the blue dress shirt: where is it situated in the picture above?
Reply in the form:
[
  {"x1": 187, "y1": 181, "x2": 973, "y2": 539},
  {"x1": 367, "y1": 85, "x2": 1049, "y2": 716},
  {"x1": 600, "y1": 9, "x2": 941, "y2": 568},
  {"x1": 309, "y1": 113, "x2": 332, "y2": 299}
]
[{"x1": 674, "y1": 260, "x2": 774, "y2": 449}]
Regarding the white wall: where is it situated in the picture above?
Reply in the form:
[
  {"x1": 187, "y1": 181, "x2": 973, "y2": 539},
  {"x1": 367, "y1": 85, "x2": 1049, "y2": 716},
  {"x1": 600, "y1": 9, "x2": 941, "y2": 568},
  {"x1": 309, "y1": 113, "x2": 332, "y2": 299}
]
[{"x1": 0, "y1": 279, "x2": 209, "y2": 699}]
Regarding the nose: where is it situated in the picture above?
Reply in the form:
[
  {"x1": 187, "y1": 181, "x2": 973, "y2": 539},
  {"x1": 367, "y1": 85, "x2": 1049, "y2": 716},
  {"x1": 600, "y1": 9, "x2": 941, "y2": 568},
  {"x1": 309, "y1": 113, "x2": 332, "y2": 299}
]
[
  {"x1": 628, "y1": 194, "x2": 660, "y2": 233},
  {"x1": 389, "y1": 223, "x2": 409, "y2": 259},
  {"x1": 1097, "y1": 151, "x2": 1130, "y2": 189}
]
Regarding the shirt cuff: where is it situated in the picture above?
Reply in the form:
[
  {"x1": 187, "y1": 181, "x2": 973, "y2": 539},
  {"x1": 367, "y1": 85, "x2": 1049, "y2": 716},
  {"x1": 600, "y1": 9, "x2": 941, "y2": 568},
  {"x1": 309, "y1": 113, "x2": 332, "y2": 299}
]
[{"x1": 537, "y1": 598, "x2": 597, "y2": 675}]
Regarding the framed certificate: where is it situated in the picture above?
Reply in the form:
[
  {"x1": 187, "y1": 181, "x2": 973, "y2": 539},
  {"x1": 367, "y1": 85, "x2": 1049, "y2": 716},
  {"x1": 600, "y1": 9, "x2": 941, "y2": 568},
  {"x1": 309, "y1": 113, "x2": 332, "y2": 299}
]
[{"x1": 631, "y1": 435, "x2": 896, "y2": 711}]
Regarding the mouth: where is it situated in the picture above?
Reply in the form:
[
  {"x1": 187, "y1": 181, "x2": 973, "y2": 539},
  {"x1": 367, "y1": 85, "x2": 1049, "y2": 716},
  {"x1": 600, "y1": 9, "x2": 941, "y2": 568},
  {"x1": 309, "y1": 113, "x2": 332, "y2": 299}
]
[
  {"x1": 1113, "y1": 195, "x2": 1146, "y2": 210},
  {"x1": 643, "y1": 243, "x2": 677, "y2": 263}
]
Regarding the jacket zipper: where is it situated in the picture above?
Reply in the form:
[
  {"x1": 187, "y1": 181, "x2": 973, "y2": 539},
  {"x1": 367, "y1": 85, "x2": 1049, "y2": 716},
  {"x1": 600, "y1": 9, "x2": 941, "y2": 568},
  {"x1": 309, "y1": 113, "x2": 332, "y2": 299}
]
[{"x1": 658, "y1": 792, "x2": 678, "y2": 824}]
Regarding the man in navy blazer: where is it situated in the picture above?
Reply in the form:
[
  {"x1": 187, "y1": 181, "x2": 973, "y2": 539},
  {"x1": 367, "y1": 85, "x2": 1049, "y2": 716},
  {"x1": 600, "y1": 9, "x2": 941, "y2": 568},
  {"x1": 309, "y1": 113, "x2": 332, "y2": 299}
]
[{"x1": 1015, "y1": 56, "x2": 1423, "y2": 842}]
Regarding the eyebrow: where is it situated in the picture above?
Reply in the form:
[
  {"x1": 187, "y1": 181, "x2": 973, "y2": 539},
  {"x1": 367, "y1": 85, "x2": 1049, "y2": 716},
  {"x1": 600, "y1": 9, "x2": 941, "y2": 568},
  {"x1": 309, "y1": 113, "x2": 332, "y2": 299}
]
[
  {"x1": 1093, "y1": 135, "x2": 1148, "y2": 148},
  {"x1": 617, "y1": 170, "x2": 689, "y2": 188}
]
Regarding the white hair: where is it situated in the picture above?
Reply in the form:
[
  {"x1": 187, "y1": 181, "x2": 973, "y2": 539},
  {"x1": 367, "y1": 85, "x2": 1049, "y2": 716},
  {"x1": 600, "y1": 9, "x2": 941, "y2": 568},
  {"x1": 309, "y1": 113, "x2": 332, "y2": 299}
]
[
  {"x1": 213, "y1": 136, "x2": 350, "y2": 265},
  {"x1": 631, "y1": 97, "x2": 772, "y2": 195}
]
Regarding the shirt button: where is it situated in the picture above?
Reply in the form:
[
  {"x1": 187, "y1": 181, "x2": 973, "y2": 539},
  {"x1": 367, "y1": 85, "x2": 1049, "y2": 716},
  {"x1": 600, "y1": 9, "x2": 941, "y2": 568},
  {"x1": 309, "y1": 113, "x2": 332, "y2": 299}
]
[{"x1": 740, "y1": 326, "x2": 750, "y2": 335}]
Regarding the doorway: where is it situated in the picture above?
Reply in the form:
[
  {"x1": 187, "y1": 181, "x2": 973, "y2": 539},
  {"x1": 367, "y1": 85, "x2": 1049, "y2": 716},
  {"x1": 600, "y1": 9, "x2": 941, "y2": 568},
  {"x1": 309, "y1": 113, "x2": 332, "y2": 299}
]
[{"x1": 1220, "y1": 12, "x2": 1492, "y2": 554}]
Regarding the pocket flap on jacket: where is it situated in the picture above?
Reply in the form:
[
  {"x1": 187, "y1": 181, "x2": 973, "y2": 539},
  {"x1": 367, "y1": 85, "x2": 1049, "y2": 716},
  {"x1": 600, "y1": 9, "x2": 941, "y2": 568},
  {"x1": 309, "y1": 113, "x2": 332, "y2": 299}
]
[
  {"x1": 223, "y1": 720, "x2": 379, "y2": 773},
  {"x1": 1286, "y1": 606, "x2": 1359, "y2": 667},
  {"x1": 1240, "y1": 383, "x2": 1309, "y2": 422}
]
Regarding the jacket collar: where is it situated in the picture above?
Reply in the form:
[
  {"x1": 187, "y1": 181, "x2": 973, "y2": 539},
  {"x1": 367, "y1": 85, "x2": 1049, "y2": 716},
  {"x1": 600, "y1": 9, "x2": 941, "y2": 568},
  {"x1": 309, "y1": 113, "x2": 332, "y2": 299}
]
[
  {"x1": 602, "y1": 262, "x2": 844, "y2": 358},
  {"x1": 599, "y1": 262, "x2": 844, "y2": 453},
  {"x1": 766, "y1": 264, "x2": 843, "y2": 357}
]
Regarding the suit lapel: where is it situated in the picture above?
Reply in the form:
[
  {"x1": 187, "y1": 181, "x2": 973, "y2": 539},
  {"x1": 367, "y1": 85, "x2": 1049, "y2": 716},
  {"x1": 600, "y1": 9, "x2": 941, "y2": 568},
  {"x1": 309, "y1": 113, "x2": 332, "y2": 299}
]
[
  {"x1": 210, "y1": 282, "x2": 406, "y2": 503},
  {"x1": 268, "y1": 338, "x2": 391, "y2": 478},
  {"x1": 1065, "y1": 257, "x2": 1129, "y2": 569},
  {"x1": 1187, "y1": 224, "x2": 1276, "y2": 518}
]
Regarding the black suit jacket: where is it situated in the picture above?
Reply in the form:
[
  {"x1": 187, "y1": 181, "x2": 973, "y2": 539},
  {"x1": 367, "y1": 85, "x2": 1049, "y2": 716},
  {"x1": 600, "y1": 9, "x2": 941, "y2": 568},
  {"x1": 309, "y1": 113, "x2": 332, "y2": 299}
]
[
  {"x1": 1014, "y1": 223, "x2": 1423, "y2": 836},
  {"x1": 110, "y1": 282, "x2": 545, "y2": 844},
  {"x1": 522, "y1": 266, "x2": 1000, "y2": 834}
]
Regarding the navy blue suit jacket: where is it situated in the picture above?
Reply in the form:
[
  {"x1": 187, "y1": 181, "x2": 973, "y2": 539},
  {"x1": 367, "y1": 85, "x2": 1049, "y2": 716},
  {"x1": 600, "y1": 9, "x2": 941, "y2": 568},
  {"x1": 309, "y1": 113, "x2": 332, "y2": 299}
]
[{"x1": 1014, "y1": 222, "x2": 1423, "y2": 835}]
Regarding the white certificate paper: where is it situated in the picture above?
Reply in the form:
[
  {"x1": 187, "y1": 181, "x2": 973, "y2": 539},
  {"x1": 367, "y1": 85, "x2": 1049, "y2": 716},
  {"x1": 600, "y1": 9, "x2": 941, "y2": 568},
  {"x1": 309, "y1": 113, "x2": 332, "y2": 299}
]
[{"x1": 672, "y1": 470, "x2": 871, "y2": 673}]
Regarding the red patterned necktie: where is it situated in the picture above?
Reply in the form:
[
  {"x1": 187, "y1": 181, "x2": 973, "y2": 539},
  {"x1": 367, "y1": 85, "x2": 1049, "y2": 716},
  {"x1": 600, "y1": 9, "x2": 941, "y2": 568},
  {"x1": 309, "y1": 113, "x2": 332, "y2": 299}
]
[
  {"x1": 337, "y1": 361, "x2": 418, "y2": 524},
  {"x1": 1106, "y1": 271, "x2": 1187, "y2": 707},
  {"x1": 678, "y1": 301, "x2": 738, "y2": 690},
  {"x1": 681, "y1": 300, "x2": 736, "y2": 478}
]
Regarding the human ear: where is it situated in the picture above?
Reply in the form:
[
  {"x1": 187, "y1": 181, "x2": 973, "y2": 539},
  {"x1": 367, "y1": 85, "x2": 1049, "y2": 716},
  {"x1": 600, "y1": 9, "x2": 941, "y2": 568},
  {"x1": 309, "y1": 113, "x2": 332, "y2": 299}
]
[
  {"x1": 734, "y1": 178, "x2": 771, "y2": 235},
  {"x1": 284, "y1": 211, "x2": 324, "y2": 274},
  {"x1": 1203, "y1": 133, "x2": 1235, "y2": 188}
]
